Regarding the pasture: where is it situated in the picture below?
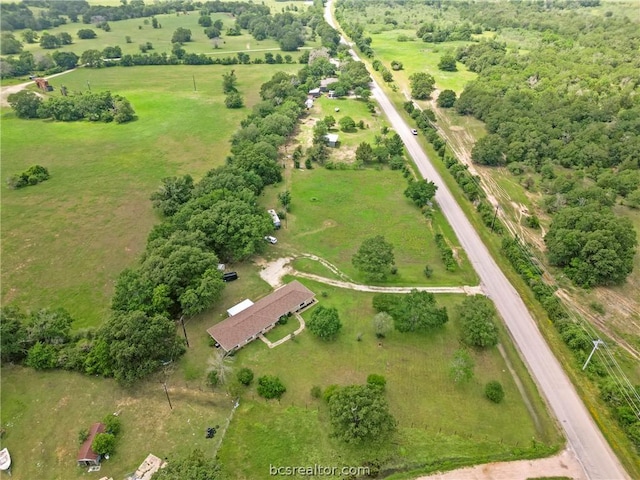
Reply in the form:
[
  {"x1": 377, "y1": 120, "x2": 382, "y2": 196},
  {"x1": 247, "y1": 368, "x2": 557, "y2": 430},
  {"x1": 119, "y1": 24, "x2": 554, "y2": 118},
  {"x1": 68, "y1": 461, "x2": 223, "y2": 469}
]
[
  {"x1": 0, "y1": 64, "x2": 299, "y2": 327},
  {"x1": 217, "y1": 280, "x2": 560, "y2": 478}
]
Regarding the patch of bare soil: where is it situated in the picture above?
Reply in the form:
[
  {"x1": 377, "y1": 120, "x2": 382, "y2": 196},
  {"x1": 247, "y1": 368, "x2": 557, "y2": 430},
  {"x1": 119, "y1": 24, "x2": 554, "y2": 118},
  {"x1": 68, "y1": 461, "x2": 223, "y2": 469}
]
[{"x1": 418, "y1": 449, "x2": 586, "y2": 480}]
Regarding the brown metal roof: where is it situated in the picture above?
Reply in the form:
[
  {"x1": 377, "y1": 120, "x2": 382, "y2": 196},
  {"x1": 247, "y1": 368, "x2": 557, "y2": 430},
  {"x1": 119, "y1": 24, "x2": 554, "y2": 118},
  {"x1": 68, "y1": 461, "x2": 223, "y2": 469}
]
[
  {"x1": 207, "y1": 281, "x2": 314, "y2": 352},
  {"x1": 77, "y1": 422, "x2": 106, "y2": 462}
]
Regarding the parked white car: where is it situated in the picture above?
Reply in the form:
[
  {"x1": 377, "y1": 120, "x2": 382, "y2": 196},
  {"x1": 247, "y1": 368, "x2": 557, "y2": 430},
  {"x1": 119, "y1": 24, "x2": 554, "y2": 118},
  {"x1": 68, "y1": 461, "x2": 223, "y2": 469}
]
[
  {"x1": 411, "y1": 129, "x2": 418, "y2": 135},
  {"x1": 264, "y1": 235, "x2": 278, "y2": 244}
]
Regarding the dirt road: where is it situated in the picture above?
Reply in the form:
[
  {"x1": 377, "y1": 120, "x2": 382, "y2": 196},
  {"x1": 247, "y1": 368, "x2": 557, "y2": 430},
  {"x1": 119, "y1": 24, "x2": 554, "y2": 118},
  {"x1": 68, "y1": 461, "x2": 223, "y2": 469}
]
[{"x1": 0, "y1": 69, "x2": 75, "y2": 107}]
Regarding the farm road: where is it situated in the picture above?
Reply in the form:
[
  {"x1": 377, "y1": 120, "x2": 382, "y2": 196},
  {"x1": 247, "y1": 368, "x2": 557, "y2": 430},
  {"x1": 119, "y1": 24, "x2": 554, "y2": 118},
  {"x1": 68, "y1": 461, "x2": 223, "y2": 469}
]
[
  {"x1": 0, "y1": 69, "x2": 75, "y2": 107},
  {"x1": 325, "y1": 0, "x2": 629, "y2": 479},
  {"x1": 258, "y1": 256, "x2": 482, "y2": 295}
]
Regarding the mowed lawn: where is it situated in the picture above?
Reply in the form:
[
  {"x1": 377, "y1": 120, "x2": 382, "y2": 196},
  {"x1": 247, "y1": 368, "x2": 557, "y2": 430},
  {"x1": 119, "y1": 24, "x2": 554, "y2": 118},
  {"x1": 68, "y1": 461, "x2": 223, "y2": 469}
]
[
  {"x1": 218, "y1": 280, "x2": 557, "y2": 479},
  {"x1": 279, "y1": 167, "x2": 477, "y2": 286},
  {"x1": 0, "y1": 64, "x2": 299, "y2": 327}
]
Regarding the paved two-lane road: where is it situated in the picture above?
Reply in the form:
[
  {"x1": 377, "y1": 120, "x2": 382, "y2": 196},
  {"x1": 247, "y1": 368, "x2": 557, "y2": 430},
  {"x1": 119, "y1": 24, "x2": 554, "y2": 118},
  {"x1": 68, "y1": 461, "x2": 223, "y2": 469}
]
[{"x1": 325, "y1": 1, "x2": 629, "y2": 478}]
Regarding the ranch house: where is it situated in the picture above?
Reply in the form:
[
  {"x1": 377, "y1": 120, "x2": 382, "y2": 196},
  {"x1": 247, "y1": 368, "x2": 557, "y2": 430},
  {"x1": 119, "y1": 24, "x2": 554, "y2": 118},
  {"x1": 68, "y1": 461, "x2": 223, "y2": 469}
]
[{"x1": 207, "y1": 281, "x2": 316, "y2": 354}]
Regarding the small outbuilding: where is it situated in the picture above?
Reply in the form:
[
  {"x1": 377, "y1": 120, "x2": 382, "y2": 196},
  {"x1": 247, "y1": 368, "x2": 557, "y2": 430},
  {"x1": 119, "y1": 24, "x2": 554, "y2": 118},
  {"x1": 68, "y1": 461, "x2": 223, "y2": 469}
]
[
  {"x1": 305, "y1": 98, "x2": 314, "y2": 109},
  {"x1": 77, "y1": 422, "x2": 106, "y2": 467},
  {"x1": 308, "y1": 87, "x2": 321, "y2": 98},
  {"x1": 324, "y1": 133, "x2": 339, "y2": 148}
]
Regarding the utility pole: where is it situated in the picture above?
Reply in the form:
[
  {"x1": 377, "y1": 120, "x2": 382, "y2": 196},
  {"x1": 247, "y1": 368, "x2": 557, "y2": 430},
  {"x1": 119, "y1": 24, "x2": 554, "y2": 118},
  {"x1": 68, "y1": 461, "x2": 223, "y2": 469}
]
[
  {"x1": 192, "y1": 75, "x2": 197, "y2": 91},
  {"x1": 180, "y1": 315, "x2": 189, "y2": 347},
  {"x1": 162, "y1": 380, "x2": 173, "y2": 410},
  {"x1": 86, "y1": 80, "x2": 91, "y2": 91},
  {"x1": 582, "y1": 339, "x2": 604, "y2": 370},
  {"x1": 490, "y1": 205, "x2": 499, "y2": 232}
]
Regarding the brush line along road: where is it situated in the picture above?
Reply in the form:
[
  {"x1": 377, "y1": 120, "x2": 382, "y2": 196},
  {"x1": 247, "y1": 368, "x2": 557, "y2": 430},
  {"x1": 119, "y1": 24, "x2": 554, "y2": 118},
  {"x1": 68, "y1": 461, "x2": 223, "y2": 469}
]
[{"x1": 325, "y1": 1, "x2": 629, "y2": 479}]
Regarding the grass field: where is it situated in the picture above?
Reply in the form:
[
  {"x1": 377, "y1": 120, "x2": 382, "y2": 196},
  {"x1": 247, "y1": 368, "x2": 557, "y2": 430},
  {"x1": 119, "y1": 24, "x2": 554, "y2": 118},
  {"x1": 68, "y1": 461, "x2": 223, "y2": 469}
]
[
  {"x1": 15, "y1": 12, "x2": 314, "y2": 60},
  {"x1": 0, "y1": 365, "x2": 233, "y2": 480},
  {"x1": 0, "y1": 64, "x2": 299, "y2": 327},
  {"x1": 217, "y1": 279, "x2": 560, "y2": 478},
  {"x1": 369, "y1": 31, "x2": 478, "y2": 95},
  {"x1": 275, "y1": 167, "x2": 478, "y2": 286}
]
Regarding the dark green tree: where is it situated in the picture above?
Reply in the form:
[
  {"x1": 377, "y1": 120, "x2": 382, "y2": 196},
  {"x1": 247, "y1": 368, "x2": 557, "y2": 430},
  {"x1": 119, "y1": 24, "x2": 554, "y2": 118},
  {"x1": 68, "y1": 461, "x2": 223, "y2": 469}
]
[
  {"x1": 328, "y1": 385, "x2": 396, "y2": 444},
  {"x1": 471, "y1": 134, "x2": 505, "y2": 166},
  {"x1": 257, "y1": 375, "x2": 286, "y2": 399},
  {"x1": 355, "y1": 142, "x2": 374, "y2": 164},
  {"x1": 92, "y1": 433, "x2": 116, "y2": 456},
  {"x1": 409, "y1": 72, "x2": 435, "y2": 100},
  {"x1": 171, "y1": 28, "x2": 192, "y2": 43},
  {"x1": 404, "y1": 179, "x2": 437, "y2": 207},
  {"x1": 8, "y1": 91, "x2": 42, "y2": 119},
  {"x1": 52, "y1": 51, "x2": 79, "y2": 69},
  {"x1": 237, "y1": 367, "x2": 254, "y2": 386},
  {"x1": 438, "y1": 54, "x2": 457, "y2": 71},
  {"x1": 39, "y1": 33, "x2": 60, "y2": 49},
  {"x1": 457, "y1": 295, "x2": 499, "y2": 348},
  {"x1": 1, "y1": 33, "x2": 23, "y2": 54},
  {"x1": 150, "y1": 175, "x2": 194, "y2": 217},
  {"x1": 77, "y1": 29, "x2": 97, "y2": 39},
  {"x1": 485, "y1": 381, "x2": 504, "y2": 403},
  {"x1": 339, "y1": 116, "x2": 356, "y2": 132},
  {"x1": 352, "y1": 235, "x2": 395, "y2": 282},
  {"x1": 437, "y1": 89, "x2": 457, "y2": 108},
  {"x1": 80, "y1": 49, "x2": 104, "y2": 68},
  {"x1": 544, "y1": 206, "x2": 637, "y2": 287},
  {"x1": 307, "y1": 306, "x2": 342, "y2": 341},
  {"x1": 393, "y1": 290, "x2": 448, "y2": 332},
  {"x1": 222, "y1": 70, "x2": 238, "y2": 93},
  {"x1": 225, "y1": 92, "x2": 243, "y2": 109},
  {"x1": 96, "y1": 310, "x2": 186, "y2": 385},
  {"x1": 21, "y1": 29, "x2": 38, "y2": 44},
  {"x1": 0, "y1": 306, "x2": 28, "y2": 363}
]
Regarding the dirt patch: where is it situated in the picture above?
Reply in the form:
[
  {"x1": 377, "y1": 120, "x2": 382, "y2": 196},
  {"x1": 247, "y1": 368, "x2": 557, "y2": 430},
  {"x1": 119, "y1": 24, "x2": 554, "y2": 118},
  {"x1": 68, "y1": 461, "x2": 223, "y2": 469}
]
[{"x1": 417, "y1": 449, "x2": 586, "y2": 480}]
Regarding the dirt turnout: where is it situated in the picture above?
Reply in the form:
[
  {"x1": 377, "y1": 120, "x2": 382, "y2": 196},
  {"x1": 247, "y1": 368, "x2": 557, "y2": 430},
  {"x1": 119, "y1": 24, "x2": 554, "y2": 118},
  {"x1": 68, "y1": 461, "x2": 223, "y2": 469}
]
[{"x1": 418, "y1": 449, "x2": 585, "y2": 480}]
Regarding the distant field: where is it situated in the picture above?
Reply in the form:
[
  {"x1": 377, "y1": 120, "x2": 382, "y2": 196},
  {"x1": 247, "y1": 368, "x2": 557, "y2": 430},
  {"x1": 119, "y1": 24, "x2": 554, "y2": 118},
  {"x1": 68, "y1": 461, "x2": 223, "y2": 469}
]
[
  {"x1": 12, "y1": 10, "x2": 316, "y2": 60},
  {"x1": 369, "y1": 31, "x2": 477, "y2": 95},
  {"x1": 218, "y1": 281, "x2": 559, "y2": 478},
  {"x1": 0, "y1": 64, "x2": 299, "y2": 327}
]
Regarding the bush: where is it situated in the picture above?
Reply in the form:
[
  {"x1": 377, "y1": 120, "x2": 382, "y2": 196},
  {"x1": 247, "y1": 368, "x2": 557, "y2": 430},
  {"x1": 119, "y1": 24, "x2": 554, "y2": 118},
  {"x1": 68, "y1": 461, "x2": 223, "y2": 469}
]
[
  {"x1": 236, "y1": 367, "x2": 254, "y2": 386},
  {"x1": 78, "y1": 428, "x2": 89, "y2": 445},
  {"x1": 485, "y1": 381, "x2": 504, "y2": 403},
  {"x1": 103, "y1": 414, "x2": 122, "y2": 436},
  {"x1": 323, "y1": 384, "x2": 340, "y2": 403},
  {"x1": 207, "y1": 370, "x2": 219, "y2": 386},
  {"x1": 225, "y1": 92, "x2": 243, "y2": 109},
  {"x1": 7, "y1": 164, "x2": 50, "y2": 189},
  {"x1": 366, "y1": 374, "x2": 386, "y2": 391},
  {"x1": 310, "y1": 385, "x2": 322, "y2": 399},
  {"x1": 257, "y1": 375, "x2": 286, "y2": 399},
  {"x1": 92, "y1": 432, "x2": 116, "y2": 456}
]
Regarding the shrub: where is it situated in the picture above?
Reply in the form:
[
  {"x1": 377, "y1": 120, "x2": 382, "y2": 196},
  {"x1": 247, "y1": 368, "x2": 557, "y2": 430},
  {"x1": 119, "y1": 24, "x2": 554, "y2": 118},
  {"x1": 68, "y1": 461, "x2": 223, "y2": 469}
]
[
  {"x1": 323, "y1": 384, "x2": 340, "y2": 403},
  {"x1": 7, "y1": 164, "x2": 50, "y2": 189},
  {"x1": 207, "y1": 370, "x2": 219, "y2": 386},
  {"x1": 236, "y1": 367, "x2": 254, "y2": 386},
  {"x1": 225, "y1": 92, "x2": 243, "y2": 109},
  {"x1": 366, "y1": 374, "x2": 386, "y2": 391},
  {"x1": 485, "y1": 381, "x2": 504, "y2": 403},
  {"x1": 257, "y1": 375, "x2": 286, "y2": 399},
  {"x1": 78, "y1": 428, "x2": 89, "y2": 445},
  {"x1": 103, "y1": 414, "x2": 122, "y2": 436},
  {"x1": 92, "y1": 432, "x2": 116, "y2": 456},
  {"x1": 310, "y1": 385, "x2": 322, "y2": 399}
]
